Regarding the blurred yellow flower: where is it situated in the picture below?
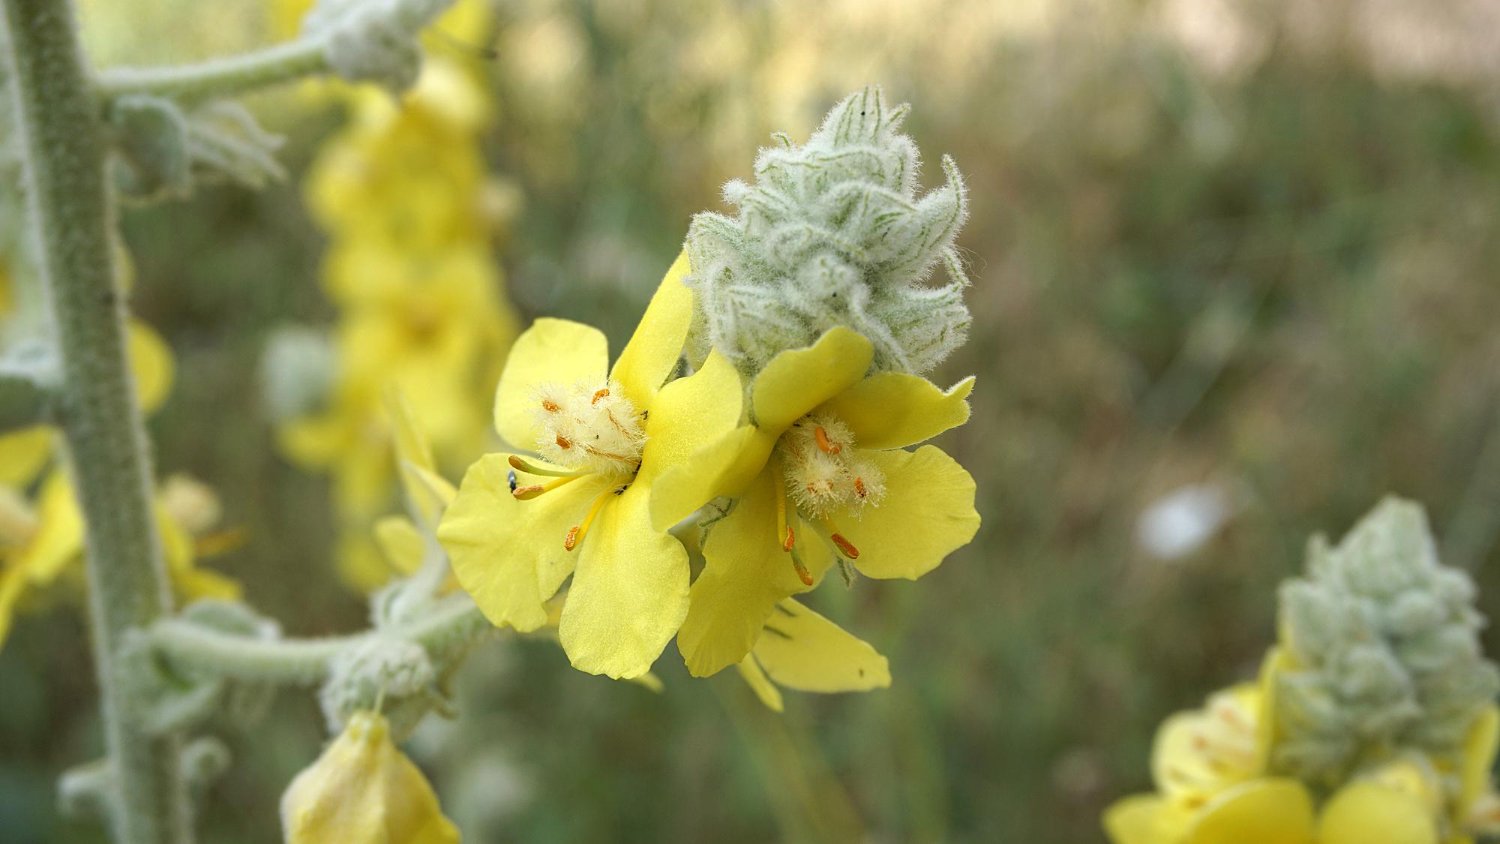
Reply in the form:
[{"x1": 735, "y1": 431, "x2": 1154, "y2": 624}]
[
  {"x1": 280, "y1": 710, "x2": 459, "y2": 844},
  {"x1": 1104, "y1": 657, "x2": 1500, "y2": 844},
  {"x1": 279, "y1": 40, "x2": 520, "y2": 592},
  {"x1": 649, "y1": 326, "x2": 980, "y2": 677},
  {"x1": 441, "y1": 254, "x2": 733, "y2": 679}
]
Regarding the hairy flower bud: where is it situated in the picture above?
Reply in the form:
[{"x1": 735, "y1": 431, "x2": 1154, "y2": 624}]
[
  {"x1": 319, "y1": 635, "x2": 437, "y2": 741},
  {"x1": 685, "y1": 86, "x2": 971, "y2": 377},
  {"x1": 1271, "y1": 498, "x2": 1500, "y2": 794},
  {"x1": 302, "y1": 0, "x2": 457, "y2": 92}
]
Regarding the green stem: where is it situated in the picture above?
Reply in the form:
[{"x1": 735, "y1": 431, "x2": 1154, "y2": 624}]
[
  {"x1": 0, "y1": 371, "x2": 51, "y2": 432},
  {"x1": 0, "y1": 1, "x2": 188, "y2": 841},
  {"x1": 151, "y1": 599, "x2": 491, "y2": 685},
  {"x1": 94, "y1": 38, "x2": 328, "y2": 104}
]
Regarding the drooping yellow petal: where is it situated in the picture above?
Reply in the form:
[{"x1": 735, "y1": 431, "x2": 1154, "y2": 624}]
[
  {"x1": 836, "y1": 446, "x2": 979, "y2": 580},
  {"x1": 1103, "y1": 794, "x2": 1180, "y2": 844},
  {"x1": 736, "y1": 656, "x2": 785, "y2": 713},
  {"x1": 386, "y1": 391, "x2": 450, "y2": 532},
  {"x1": 557, "y1": 483, "x2": 689, "y2": 679},
  {"x1": 818, "y1": 374, "x2": 974, "y2": 451},
  {"x1": 750, "y1": 599, "x2": 890, "y2": 693},
  {"x1": 649, "y1": 425, "x2": 774, "y2": 533},
  {"x1": 1151, "y1": 684, "x2": 1262, "y2": 802},
  {"x1": 1459, "y1": 706, "x2": 1500, "y2": 819},
  {"x1": 610, "y1": 251, "x2": 694, "y2": 411},
  {"x1": 493, "y1": 318, "x2": 608, "y2": 451},
  {"x1": 1318, "y1": 781, "x2": 1438, "y2": 844},
  {"x1": 0, "y1": 569, "x2": 26, "y2": 650},
  {"x1": 1184, "y1": 778, "x2": 1316, "y2": 844},
  {"x1": 375, "y1": 515, "x2": 427, "y2": 576},
  {"x1": 280, "y1": 711, "x2": 460, "y2": 844},
  {"x1": 127, "y1": 321, "x2": 175, "y2": 414},
  {"x1": 751, "y1": 327, "x2": 873, "y2": 433},
  {"x1": 14, "y1": 472, "x2": 84, "y2": 583},
  {"x1": 0, "y1": 427, "x2": 53, "y2": 488},
  {"x1": 441, "y1": 453, "x2": 606, "y2": 632},
  {"x1": 677, "y1": 471, "x2": 833, "y2": 677}
]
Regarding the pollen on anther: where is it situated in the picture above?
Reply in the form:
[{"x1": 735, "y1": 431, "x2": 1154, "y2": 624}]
[
  {"x1": 541, "y1": 399, "x2": 560, "y2": 412},
  {"x1": 555, "y1": 434, "x2": 573, "y2": 449},
  {"x1": 564, "y1": 525, "x2": 581, "y2": 551},
  {"x1": 814, "y1": 425, "x2": 842, "y2": 455},
  {"x1": 782, "y1": 525, "x2": 795, "y2": 552},
  {"x1": 830, "y1": 533, "x2": 860, "y2": 560},
  {"x1": 853, "y1": 477, "x2": 867, "y2": 499},
  {"x1": 791, "y1": 554, "x2": 814, "y2": 587},
  {"x1": 591, "y1": 388, "x2": 610, "y2": 405}
]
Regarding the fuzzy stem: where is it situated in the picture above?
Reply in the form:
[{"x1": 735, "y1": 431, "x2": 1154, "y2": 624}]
[
  {"x1": 150, "y1": 599, "x2": 491, "y2": 685},
  {"x1": 0, "y1": 371, "x2": 50, "y2": 431},
  {"x1": 0, "y1": 1, "x2": 188, "y2": 841},
  {"x1": 94, "y1": 38, "x2": 329, "y2": 103}
]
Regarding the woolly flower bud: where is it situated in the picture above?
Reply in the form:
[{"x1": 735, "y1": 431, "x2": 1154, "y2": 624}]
[
  {"x1": 303, "y1": 0, "x2": 457, "y2": 92},
  {"x1": 319, "y1": 636, "x2": 436, "y2": 742},
  {"x1": 685, "y1": 86, "x2": 971, "y2": 376},
  {"x1": 1271, "y1": 497, "x2": 1500, "y2": 792},
  {"x1": 261, "y1": 326, "x2": 337, "y2": 422},
  {"x1": 281, "y1": 710, "x2": 459, "y2": 844}
]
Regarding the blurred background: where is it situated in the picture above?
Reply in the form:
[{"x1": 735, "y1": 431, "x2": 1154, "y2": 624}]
[{"x1": 4, "y1": 0, "x2": 1500, "y2": 841}]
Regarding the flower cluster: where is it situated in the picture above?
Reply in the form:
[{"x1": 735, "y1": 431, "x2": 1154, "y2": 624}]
[
  {"x1": 1105, "y1": 499, "x2": 1500, "y2": 844},
  {"x1": 275, "y1": 4, "x2": 520, "y2": 592},
  {"x1": 437, "y1": 89, "x2": 981, "y2": 703}
]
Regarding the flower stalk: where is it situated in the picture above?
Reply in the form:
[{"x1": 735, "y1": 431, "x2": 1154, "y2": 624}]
[
  {"x1": 0, "y1": 0, "x2": 187, "y2": 840},
  {"x1": 95, "y1": 39, "x2": 329, "y2": 104}
]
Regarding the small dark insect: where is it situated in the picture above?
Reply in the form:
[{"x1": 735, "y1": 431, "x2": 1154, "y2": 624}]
[{"x1": 507, "y1": 470, "x2": 518, "y2": 493}]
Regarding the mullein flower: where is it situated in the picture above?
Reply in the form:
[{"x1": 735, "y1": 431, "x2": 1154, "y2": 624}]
[
  {"x1": 648, "y1": 326, "x2": 979, "y2": 677},
  {"x1": 280, "y1": 710, "x2": 459, "y2": 844},
  {"x1": 1105, "y1": 499, "x2": 1500, "y2": 844},
  {"x1": 440, "y1": 254, "x2": 744, "y2": 679}
]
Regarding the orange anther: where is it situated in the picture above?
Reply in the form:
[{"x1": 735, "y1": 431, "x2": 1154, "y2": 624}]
[
  {"x1": 564, "y1": 525, "x2": 581, "y2": 551},
  {"x1": 814, "y1": 425, "x2": 841, "y2": 455},
  {"x1": 792, "y1": 554, "x2": 814, "y2": 587},
  {"x1": 853, "y1": 477, "x2": 867, "y2": 499},
  {"x1": 541, "y1": 399, "x2": 560, "y2": 412},
  {"x1": 782, "y1": 524, "x2": 795, "y2": 552},
  {"x1": 512, "y1": 484, "x2": 545, "y2": 500},
  {"x1": 555, "y1": 434, "x2": 573, "y2": 449},
  {"x1": 830, "y1": 533, "x2": 860, "y2": 560},
  {"x1": 591, "y1": 388, "x2": 610, "y2": 405}
]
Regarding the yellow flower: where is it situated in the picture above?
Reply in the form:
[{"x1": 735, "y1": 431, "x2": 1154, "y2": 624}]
[
  {"x1": 280, "y1": 710, "x2": 459, "y2": 844},
  {"x1": 646, "y1": 326, "x2": 980, "y2": 677},
  {"x1": 734, "y1": 598, "x2": 891, "y2": 712},
  {"x1": 372, "y1": 391, "x2": 459, "y2": 578},
  {"x1": 440, "y1": 253, "x2": 734, "y2": 679},
  {"x1": 1103, "y1": 664, "x2": 1472, "y2": 844}
]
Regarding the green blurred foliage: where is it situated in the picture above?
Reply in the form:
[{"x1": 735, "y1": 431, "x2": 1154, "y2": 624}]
[{"x1": 5, "y1": 0, "x2": 1500, "y2": 841}]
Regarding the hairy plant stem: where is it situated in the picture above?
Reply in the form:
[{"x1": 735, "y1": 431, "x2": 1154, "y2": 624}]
[
  {"x1": 95, "y1": 38, "x2": 329, "y2": 103},
  {"x1": 151, "y1": 598, "x2": 492, "y2": 685},
  {"x1": 0, "y1": 1, "x2": 188, "y2": 841}
]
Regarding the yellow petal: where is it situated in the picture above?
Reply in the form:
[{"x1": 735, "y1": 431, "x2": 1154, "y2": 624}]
[
  {"x1": 736, "y1": 657, "x2": 785, "y2": 713},
  {"x1": 386, "y1": 391, "x2": 450, "y2": 532},
  {"x1": 1319, "y1": 781, "x2": 1438, "y2": 844},
  {"x1": 1185, "y1": 778, "x2": 1315, "y2": 844},
  {"x1": 557, "y1": 483, "x2": 689, "y2": 679},
  {"x1": 335, "y1": 531, "x2": 394, "y2": 594},
  {"x1": 280, "y1": 711, "x2": 459, "y2": 844},
  {"x1": 15, "y1": 471, "x2": 84, "y2": 584},
  {"x1": 649, "y1": 425, "x2": 775, "y2": 533},
  {"x1": 375, "y1": 516, "x2": 427, "y2": 577},
  {"x1": 1459, "y1": 706, "x2": 1500, "y2": 817},
  {"x1": 0, "y1": 427, "x2": 53, "y2": 488},
  {"x1": 493, "y1": 318, "x2": 608, "y2": 451},
  {"x1": 441, "y1": 453, "x2": 606, "y2": 632},
  {"x1": 677, "y1": 471, "x2": 833, "y2": 677},
  {"x1": 819, "y1": 374, "x2": 974, "y2": 451},
  {"x1": 127, "y1": 321, "x2": 175, "y2": 414},
  {"x1": 0, "y1": 569, "x2": 27, "y2": 651},
  {"x1": 1103, "y1": 794, "x2": 1177, "y2": 844},
  {"x1": 751, "y1": 327, "x2": 874, "y2": 433},
  {"x1": 609, "y1": 251, "x2": 693, "y2": 411},
  {"x1": 751, "y1": 599, "x2": 890, "y2": 693},
  {"x1": 836, "y1": 446, "x2": 979, "y2": 580}
]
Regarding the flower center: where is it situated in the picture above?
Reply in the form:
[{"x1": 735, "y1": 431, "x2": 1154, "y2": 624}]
[
  {"x1": 770, "y1": 412, "x2": 886, "y2": 584},
  {"x1": 510, "y1": 379, "x2": 644, "y2": 550}
]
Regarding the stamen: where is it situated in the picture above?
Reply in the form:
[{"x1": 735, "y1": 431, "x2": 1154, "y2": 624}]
[
  {"x1": 853, "y1": 477, "x2": 867, "y2": 499},
  {"x1": 508, "y1": 455, "x2": 578, "y2": 477},
  {"x1": 541, "y1": 399, "x2": 560, "y2": 412},
  {"x1": 774, "y1": 479, "x2": 795, "y2": 551},
  {"x1": 790, "y1": 549, "x2": 814, "y2": 587},
  {"x1": 821, "y1": 520, "x2": 861, "y2": 560},
  {"x1": 814, "y1": 425, "x2": 841, "y2": 455},
  {"x1": 555, "y1": 434, "x2": 573, "y2": 450},
  {"x1": 513, "y1": 474, "x2": 582, "y2": 500},
  {"x1": 591, "y1": 388, "x2": 610, "y2": 405},
  {"x1": 564, "y1": 487, "x2": 617, "y2": 551}
]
